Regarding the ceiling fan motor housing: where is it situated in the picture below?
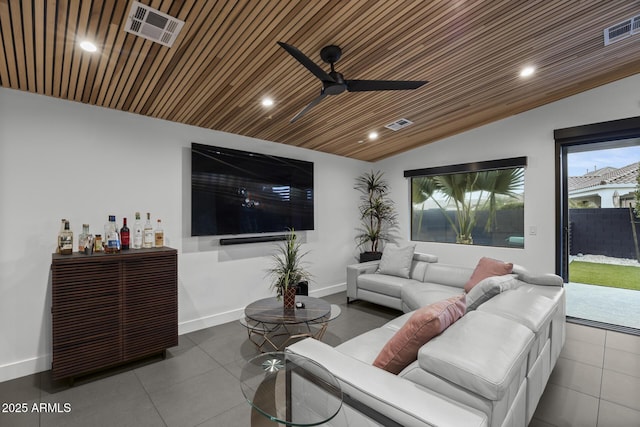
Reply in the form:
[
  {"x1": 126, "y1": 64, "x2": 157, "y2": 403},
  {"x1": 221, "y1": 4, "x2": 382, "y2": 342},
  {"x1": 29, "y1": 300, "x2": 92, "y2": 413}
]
[{"x1": 324, "y1": 71, "x2": 346, "y2": 95}]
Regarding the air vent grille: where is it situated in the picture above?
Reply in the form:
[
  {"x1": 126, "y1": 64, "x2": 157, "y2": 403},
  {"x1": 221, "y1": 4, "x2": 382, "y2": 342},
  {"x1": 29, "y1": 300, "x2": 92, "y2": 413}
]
[
  {"x1": 604, "y1": 14, "x2": 640, "y2": 45},
  {"x1": 385, "y1": 118, "x2": 414, "y2": 131},
  {"x1": 124, "y1": 1, "x2": 184, "y2": 47}
]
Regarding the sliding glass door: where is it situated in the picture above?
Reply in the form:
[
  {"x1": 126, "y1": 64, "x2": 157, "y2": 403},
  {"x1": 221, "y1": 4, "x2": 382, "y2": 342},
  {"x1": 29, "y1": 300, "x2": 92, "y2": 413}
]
[{"x1": 555, "y1": 118, "x2": 640, "y2": 333}]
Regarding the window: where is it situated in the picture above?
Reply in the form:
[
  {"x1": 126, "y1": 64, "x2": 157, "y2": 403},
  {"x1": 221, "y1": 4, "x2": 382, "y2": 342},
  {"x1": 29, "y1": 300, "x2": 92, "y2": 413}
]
[{"x1": 405, "y1": 158, "x2": 526, "y2": 247}]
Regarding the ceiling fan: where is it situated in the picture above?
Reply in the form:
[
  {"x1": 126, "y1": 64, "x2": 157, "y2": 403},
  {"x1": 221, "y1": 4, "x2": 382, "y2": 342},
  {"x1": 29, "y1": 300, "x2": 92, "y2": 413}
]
[{"x1": 277, "y1": 42, "x2": 428, "y2": 123}]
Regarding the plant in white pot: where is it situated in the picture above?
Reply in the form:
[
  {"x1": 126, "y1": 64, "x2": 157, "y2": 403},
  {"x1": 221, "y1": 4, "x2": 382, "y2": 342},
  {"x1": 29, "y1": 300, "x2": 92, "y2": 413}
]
[
  {"x1": 266, "y1": 229, "x2": 311, "y2": 309},
  {"x1": 355, "y1": 170, "x2": 398, "y2": 262}
]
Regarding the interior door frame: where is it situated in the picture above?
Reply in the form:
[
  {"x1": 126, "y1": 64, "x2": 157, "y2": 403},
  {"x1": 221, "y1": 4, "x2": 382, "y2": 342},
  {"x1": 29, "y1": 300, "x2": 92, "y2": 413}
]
[{"x1": 554, "y1": 116, "x2": 640, "y2": 281}]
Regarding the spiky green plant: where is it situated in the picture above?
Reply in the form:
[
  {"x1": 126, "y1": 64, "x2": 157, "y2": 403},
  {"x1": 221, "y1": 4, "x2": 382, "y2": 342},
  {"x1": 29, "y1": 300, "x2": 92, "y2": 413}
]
[
  {"x1": 354, "y1": 170, "x2": 398, "y2": 253},
  {"x1": 266, "y1": 229, "x2": 311, "y2": 297}
]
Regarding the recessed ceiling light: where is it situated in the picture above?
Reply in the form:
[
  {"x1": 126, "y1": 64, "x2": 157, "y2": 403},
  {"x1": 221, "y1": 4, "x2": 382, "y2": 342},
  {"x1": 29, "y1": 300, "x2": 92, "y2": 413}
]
[
  {"x1": 261, "y1": 97, "x2": 274, "y2": 107},
  {"x1": 520, "y1": 66, "x2": 535, "y2": 78},
  {"x1": 368, "y1": 131, "x2": 379, "y2": 140},
  {"x1": 79, "y1": 41, "x2": 97, "y2": 52}
]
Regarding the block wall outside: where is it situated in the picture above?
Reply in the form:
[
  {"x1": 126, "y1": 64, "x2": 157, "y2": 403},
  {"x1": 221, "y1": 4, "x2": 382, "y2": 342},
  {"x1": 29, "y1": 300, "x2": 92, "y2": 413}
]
[{"x1": 569, "y1": 208, "x2": 640, "y2": 259}]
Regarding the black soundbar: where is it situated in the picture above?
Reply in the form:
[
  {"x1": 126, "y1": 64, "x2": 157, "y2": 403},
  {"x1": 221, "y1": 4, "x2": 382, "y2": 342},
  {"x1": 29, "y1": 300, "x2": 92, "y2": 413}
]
[{"x1": 219, "y1": 234, "x2": 289, "y2": 246}]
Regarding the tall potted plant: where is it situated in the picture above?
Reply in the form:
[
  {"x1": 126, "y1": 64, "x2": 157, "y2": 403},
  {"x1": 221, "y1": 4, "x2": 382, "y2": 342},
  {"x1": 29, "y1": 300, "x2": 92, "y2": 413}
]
[
  {"x1": 267, "y1": 229, "x2": 311, "y2": 309},
  {"x1": 355, "y1": 170, "x2": 398, "y2": 262}
]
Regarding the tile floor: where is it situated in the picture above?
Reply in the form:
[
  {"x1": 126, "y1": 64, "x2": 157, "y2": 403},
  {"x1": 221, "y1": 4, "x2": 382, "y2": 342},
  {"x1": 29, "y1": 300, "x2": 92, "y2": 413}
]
[{"x1": 1, "y1": 292, "x2": 639, "y2": 427}]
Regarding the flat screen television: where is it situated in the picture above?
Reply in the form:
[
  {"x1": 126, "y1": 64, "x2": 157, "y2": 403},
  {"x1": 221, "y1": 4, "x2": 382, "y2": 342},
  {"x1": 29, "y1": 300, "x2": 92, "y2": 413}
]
[{"x1": 191, "y1": 143, "x2": 314, "y2": 236}]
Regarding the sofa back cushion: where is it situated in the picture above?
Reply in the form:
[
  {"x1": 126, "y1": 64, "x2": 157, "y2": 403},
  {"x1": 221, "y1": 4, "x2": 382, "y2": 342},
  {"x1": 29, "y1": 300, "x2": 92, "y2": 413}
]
[
  {"x1": 373, "y1": 294, "x2": 466, "y2": 374},
  {"x1": 409, "y1": 252, "x2": 438, "y2": 281},
  {"x1": 464, "y1": 257, "x2": 514, "y2": 293},
  {"x1": 423, "y1": 263, "x2": 474, "y2": 289}
]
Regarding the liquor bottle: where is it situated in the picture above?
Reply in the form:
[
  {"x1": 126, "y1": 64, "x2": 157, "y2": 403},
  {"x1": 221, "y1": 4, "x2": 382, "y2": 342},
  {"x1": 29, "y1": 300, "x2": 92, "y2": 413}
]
[
  {"x1": 56, "y1": 219, "x2": 66, "y2": 253},
  {"x1": 94, "y1": 234, "x2": 103, "y2": 252},
  {"x1": 133, "y1": 212, "x2": 143, "y2": 249},
  {"x1": 58, "y1": 220, "x2": 73, "y2": 255},
  {"x1": 143, "y1": 212, "x2": 154, "y2": 248},
  {"x1": 120, "y1": 218, "x2": 130, "y2": 250},
  {"x1": 105, "y1": 215, "x2": 121, "y2": 253},
  {"x1": 78, "y1": 224, "x2": 90, "y2": 252},
  {"x1": 154, "y1": 219, "x2": 164, "y2": 247}
]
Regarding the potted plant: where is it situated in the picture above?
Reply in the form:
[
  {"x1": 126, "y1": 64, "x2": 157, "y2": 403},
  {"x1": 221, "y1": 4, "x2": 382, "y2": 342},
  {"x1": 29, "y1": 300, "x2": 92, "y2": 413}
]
[
  {"x1": 355, "y1": 170, "x2": 398, "y2": 262},
  {"x1": 267, "y1": 229, "x2": 311, "y2": 308}
]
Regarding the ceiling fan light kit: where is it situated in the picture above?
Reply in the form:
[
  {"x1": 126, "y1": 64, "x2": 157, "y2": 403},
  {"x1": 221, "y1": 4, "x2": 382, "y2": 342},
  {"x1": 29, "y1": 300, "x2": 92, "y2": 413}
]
[{"x1": 277, "y1": 42, "x2": 428, "y2": 123}]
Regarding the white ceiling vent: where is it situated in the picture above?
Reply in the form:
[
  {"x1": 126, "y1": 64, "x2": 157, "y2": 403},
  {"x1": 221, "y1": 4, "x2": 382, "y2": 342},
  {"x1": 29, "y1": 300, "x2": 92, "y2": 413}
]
[
  {"x1": 604, "y1": 14, "x2": 640, "y2": 46},
  {"x1": 124, "y1": 1, "x2": 185, "y2": 47},
  {"x1": 384, "y1": 118, "x2": 414, "y2": 131}
]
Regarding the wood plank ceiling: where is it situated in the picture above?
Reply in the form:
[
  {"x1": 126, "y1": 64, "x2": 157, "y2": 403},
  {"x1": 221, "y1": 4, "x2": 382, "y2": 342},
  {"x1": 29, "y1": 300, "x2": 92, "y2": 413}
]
[{"x1": 2, "y1": 0, "x2": 640, "y2": 161}]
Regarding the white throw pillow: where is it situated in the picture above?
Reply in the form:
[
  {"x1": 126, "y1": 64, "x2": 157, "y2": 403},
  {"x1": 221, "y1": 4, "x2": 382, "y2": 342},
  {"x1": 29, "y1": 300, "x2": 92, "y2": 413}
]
[{"x1": 377, "y1": 244, "x2": 416, "y2": 278}]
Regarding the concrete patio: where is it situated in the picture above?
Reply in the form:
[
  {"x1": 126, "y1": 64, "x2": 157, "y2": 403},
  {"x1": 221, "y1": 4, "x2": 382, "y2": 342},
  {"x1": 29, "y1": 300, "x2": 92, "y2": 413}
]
[{"x1": 565, "y1": 282, "x2": 640, "y2": 330}]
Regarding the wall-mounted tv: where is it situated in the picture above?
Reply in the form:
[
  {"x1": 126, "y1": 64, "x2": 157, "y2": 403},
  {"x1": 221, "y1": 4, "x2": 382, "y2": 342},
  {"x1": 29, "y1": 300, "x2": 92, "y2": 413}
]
[{"x1": 191, "y1": 143, "x2": 314, "y2": 236}]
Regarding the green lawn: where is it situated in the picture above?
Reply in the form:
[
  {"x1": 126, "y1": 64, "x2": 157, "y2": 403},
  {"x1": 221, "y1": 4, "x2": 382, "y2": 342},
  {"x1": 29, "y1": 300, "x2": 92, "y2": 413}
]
[{"x1": 569, "y1": 261, "x2": 640, "y2": 291}]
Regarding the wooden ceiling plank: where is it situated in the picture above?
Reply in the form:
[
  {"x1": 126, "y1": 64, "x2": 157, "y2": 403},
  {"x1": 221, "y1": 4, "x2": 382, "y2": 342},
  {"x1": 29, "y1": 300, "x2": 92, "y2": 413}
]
[
  {"x1": 44, "y1": 0, "x2": 57, "y2": 95},
  {"x1": 21, "y1": 0, "x2": 37, "y2": 91},
  {"x1": 51, "y1": 0, "x2": 68, "y2": 98},
  {"x1": 58, "y1": 0, "x2": 80, "y2": 99},
  {"x1": 34, "y1": 0, "x2": 46, "y2": 93},
  {"x1": 0, "y1": 0, "x2": 17, "y2": 88},
  {"x1": 8, "y1": 0, "x2": 28, "y2": 89}
]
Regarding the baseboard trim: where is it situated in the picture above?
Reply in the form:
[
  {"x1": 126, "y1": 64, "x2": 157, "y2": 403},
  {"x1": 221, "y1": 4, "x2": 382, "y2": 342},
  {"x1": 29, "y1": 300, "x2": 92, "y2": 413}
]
[
  {"x1": 0, "y1": 283, "x2": 348, "y2": 383},
  {"x1": 178, "y1": 283, "x2": 346, "y2": 335},
  {"x1": 0, "y1": 355, "x2": 50, "y2": 383}
]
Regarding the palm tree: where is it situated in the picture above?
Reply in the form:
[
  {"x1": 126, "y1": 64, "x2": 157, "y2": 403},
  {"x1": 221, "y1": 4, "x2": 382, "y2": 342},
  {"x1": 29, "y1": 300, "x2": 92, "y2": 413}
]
[
  {"x1": 476, "y1": 168, "x2": 525, "y2": 232},
  {"x1": 412, "y1": 168, "x2": 524, "y2": 244},
  {"x1": 433, "y1": 173, "x2": 483, "y2": 244},
  {"x1": 411, "y1": 176, "x2": 438, "y2": 236}
]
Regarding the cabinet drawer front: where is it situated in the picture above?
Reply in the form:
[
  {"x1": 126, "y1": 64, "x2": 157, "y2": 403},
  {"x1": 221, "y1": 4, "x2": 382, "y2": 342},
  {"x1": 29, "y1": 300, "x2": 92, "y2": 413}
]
[
  {"x1": 123, "y1": 312, "x2": 178, "y2": 359},
  {"x1": 52, "y1": 333, "x2": 121, "y2": 380}
]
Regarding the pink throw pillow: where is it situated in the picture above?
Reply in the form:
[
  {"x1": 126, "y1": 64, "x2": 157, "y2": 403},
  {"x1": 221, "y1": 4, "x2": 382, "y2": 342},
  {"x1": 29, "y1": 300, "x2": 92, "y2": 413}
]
[
  {"x1": 464, "y1": 257, "x2": 513, "y2": 293},
  {"x1": 373, "y1": 294, "x2": 466, "y2": 374}
]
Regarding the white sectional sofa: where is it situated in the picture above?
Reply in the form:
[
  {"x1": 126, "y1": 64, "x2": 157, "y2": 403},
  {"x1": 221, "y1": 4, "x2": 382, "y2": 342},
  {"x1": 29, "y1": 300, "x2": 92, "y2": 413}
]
[{"x1": 287, "y1": 252, "x2": 566, "y2": 427}]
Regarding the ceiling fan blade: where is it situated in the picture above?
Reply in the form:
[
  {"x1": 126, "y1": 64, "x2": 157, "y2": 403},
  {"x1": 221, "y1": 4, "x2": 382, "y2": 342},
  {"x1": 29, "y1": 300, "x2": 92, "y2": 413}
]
[
  {"x1": 277, "y1": 42, "x2": 335, "y2": 83},
  {"x1": 290, "y1": 93, "x2": 327, "y2": 123},
  {"x1": 346, "y1": 79, "x2": 428, "y2": 92}
]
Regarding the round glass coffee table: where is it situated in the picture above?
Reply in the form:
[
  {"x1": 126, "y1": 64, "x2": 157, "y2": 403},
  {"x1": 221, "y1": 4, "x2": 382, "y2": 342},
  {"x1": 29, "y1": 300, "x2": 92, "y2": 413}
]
[
  {"x1": 242, "y1": 296, "x2": 333, "y2": 352},
  {"x1": 240, "y1": 352, "x2": 343, "y2": 426}
]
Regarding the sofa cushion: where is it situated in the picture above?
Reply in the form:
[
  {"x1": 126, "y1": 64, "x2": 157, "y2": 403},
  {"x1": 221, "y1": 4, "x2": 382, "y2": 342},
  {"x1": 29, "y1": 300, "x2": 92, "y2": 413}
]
[
  {"x1": 423, "y1": 263, "x2": 474, "y2": 289},
  {"x1": 336, "y1": 328, "x2": 397, "y2": 364},
  {"x1": 401, "y1": 282, "x2": 466, "y2": 312},
  {"x1": 377, "y1": 243, "x2": 416, "y2": 278},
  {"x1": 418, "y1": 311, "x2": 533, "y2": 401},
  {"x1": 358, "y1": 274, "x2": 419, "y2": 298},
  {"x1": 373, "y1": 294, "x2": 466, "y2": 374},
  {"x1": 513, "y1": 264, "x2": 563, "y2": 287},
  {"x1": 464, "y1": 257, "x2": 513, "y2": 293},
  {"x1": 466, "y1": 275, "x2": 521, "y2": 311},
  {"x1": 477, "y1": 291, "x2": 556, "y2": 334}
]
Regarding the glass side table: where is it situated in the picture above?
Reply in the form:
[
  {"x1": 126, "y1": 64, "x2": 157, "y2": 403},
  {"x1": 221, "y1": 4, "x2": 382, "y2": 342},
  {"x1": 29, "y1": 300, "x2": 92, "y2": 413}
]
[{"x1": 240, "y1": 352, "x2": 343, "y2": 426}]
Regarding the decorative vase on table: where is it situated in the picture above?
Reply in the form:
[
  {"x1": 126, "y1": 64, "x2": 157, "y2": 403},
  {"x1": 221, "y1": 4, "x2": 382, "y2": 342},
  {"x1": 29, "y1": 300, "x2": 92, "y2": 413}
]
[{"x1": 283, "y1": 287, "x2": 297, "y2": 309}]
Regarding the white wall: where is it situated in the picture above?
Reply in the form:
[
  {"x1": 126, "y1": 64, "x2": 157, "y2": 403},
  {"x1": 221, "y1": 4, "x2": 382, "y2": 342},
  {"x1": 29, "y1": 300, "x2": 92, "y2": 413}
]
[
  {"x1": 377, "y1": 73, "x2": 640, "y2": 273},
  {"x1": 0, "y1": 88, "x2": 369, "y2": 382},
  {"x1": 2, "y1": 72, "x2": 639, "y2": 382}
]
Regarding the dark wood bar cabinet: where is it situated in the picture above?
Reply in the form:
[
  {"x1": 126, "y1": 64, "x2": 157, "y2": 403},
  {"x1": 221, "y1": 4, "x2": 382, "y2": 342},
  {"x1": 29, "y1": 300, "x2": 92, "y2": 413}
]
[{"x1": 51, "y1": 247, "x2": 178, "y2": 381}]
